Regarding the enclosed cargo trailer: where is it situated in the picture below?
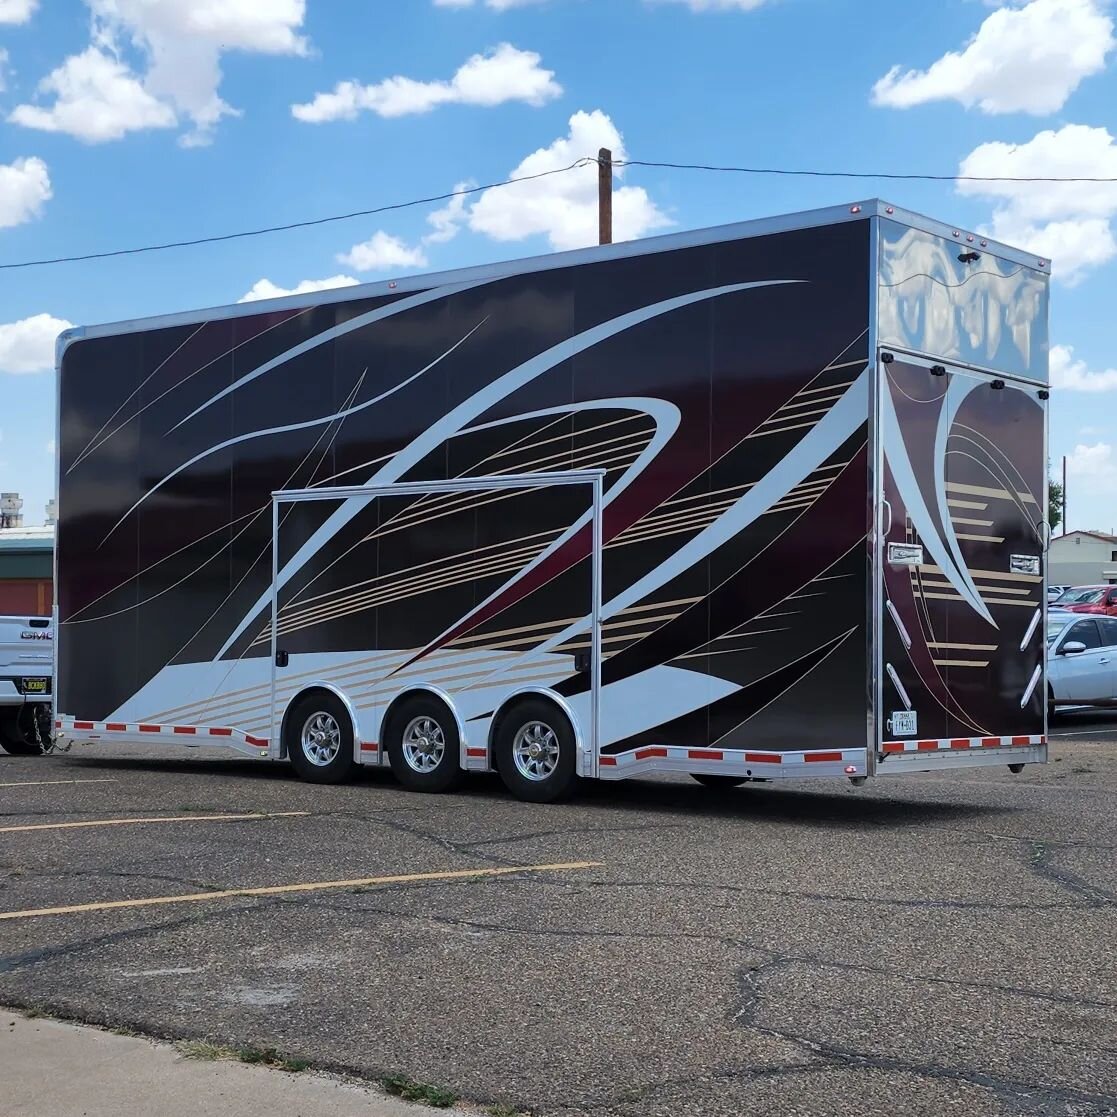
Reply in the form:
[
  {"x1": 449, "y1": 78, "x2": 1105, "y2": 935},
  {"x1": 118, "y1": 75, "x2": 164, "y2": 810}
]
[{"x1": 53, "y1": 200, "x2": 1051, "y2": 800}]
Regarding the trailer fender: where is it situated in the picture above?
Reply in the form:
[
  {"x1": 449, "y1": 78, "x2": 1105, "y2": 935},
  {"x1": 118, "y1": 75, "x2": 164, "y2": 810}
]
[
  {"x1": 381, "y1": 685, "x2": 467, "y2": 770},
  {"x1": 279, "y1": 683, "x2": 361, "y2": 763},
  {"x1": 487, "y1": 688, "x2": 584, "y2": 773}
]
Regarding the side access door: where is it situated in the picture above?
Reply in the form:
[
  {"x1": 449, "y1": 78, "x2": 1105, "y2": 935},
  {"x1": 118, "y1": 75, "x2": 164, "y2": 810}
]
[
  {"x1": 877, "y1": 353, "x2": 1047, "y2": 755},
  {"x1": 269, "y1": 473, "x2": 604, "y2": 775}
]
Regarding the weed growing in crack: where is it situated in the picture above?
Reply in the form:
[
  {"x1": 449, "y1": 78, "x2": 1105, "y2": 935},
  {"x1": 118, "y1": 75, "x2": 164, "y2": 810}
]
[
  {"x1": 176, "y1": 1039, "x2": 309, "y2": 1073},
  {"x1": 381, "y1": 1074, "x2": 459, "y2": 1108}
]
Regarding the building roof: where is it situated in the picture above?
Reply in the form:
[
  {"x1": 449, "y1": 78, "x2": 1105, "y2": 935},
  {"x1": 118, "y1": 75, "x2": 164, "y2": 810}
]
[
  {"x1": 0, "y1": 526, "x2": 55, "y2": 552},
  {"x1": 1055, "y1": 530, "x2": 1117, "y2": 544}
]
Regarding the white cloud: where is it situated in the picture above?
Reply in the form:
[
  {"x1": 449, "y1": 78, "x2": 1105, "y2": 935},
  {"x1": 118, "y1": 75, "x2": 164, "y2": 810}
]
[
  {"x1": 292, "y1": 43, "x2": 560, "y2": 122},
  {"x1": 424, "y1": 182, "x2": 475, "y2": 245},
  {"x1": 0, "y1": 0, "x2": 37, "y2": 25},
  {"x1": 467, "y1": 109, "x2": 672, "y2": 250},
  {"x1": 1050, "y1": 344, "x2": 1117, "y2": 391},
  {"x1": 0, "y1": 314, "x2": 74, "y2": 375},
  {"x1": 12, "y1": 0, "x2": 309, "y2": 146},
  {"x1": 1062, "y1": 441, "x2": 1117, "y2": 531},
  {"x1": 957, "y1": 124, "x2": 1117, "y2": 283},
  {"x1": 872, "y1": 0, "x2": 1114, "y2": 115},
  {"x1": 0, "y1": 156, "x2": 51, "y2": 229},
  {"x1": 1066, "y1": 441, "x2": 1117, "y2": 479},
  {"x1": 9, "y1": 47, "x2": 176, "y2": 143},
  {"x1": 238, "y1": 275, "x2": 360, "y2": 304},
  {"x1": 338, "y1": 232, "x2": 429, "y2": 273}
]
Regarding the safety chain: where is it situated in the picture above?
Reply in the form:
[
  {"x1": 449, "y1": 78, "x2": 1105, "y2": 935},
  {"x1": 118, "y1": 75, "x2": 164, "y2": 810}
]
[{"x1": 34, "y1": 704, "x2": 69, "y2": 754}]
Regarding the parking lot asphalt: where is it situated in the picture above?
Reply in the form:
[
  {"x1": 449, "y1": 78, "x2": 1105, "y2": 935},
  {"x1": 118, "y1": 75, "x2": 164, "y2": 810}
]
[{"x1": 2, "y1": 716, "x2": 1116, "y2": 1117}]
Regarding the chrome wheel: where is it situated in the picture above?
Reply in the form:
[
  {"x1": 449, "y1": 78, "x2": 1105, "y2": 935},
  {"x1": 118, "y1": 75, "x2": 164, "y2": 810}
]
[
  {"x1": 402, "y1": 715, "x2": 447, "y2": 774},
  {"x1": 512, "y1": 720, "x2": 560, "y2": 782},
  {"x1": 300, "y1": 711, "x2": 342, "y2": 767}
]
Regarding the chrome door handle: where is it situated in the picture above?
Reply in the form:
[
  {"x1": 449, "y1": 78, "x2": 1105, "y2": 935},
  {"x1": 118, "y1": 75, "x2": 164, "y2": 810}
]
[
  {"x1": 881, "y1": 499, "x2": 893, "y2": 537},
  {"x1": 1100, "y1": 658, "x2": 1111, "y2": 664},
  {"x1": 1035, "y1": 518, "x2": 1052, "y2": 552}
]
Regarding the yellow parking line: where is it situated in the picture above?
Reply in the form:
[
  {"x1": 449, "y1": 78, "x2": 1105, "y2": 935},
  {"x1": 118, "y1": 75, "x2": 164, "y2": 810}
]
[
  {"x1": 0, "y1": 862, "x2": 601, "y2": 921},
  {"x1": 0, "y1": 779, "x2": 118, "y2": 789},
  {"x1": 0, "y1": 811, "x2": 309, "y2": 835}
]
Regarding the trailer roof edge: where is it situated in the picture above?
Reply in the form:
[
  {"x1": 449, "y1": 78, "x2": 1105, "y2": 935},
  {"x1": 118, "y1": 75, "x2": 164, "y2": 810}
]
[{"x1": 70, "y1": 199, "x2": 1048, "y2": 342}]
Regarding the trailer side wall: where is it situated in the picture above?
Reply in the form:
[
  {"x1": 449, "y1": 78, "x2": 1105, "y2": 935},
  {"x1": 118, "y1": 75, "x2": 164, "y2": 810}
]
[{"x1": 57, "y1": 218, "x2": 873, "y2": 762}]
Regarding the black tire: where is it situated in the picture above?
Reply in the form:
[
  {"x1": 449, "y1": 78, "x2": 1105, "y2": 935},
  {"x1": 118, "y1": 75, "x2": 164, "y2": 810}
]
[
  {"x1": 494, "y1": 698, "x2": 578, "y2": 803},
  {"x1": 0, "y1": 706, "x2": 50, "y2": 756},
  {"x1": 285, "y1": 691, "x2": 357, "y2": 785},
  {"x1": 691, "y1": 773, "x2": 747, "y2": 789},
  {"x1": 384, "y1": 695, "x2": 464, "y2": 794}
]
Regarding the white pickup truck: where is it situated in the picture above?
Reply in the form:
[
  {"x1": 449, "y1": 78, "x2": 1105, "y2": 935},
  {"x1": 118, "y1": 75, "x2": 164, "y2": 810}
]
[{"x1": 0, "y1": 615, "x2": 53, "y2": 754}]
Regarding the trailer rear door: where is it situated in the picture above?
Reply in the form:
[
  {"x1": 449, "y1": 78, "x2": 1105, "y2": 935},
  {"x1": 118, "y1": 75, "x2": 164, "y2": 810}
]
[{"x1": 877, "y1": 354, "x2": 1047, "y2": 760}]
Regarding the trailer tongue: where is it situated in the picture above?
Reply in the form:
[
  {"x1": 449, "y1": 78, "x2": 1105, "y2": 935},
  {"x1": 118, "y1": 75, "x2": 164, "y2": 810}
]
[{"x1": 53, "y1": 200, "x2": 1050, "y2": 798}]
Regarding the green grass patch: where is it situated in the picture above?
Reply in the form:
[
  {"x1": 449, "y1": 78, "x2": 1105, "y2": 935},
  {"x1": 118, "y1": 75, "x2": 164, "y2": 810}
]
[
  {"x1": 381, "y1": 1074, "x2": 459, "y2": 1108},
  {"x1": 176, "y1": 1039, "x2": 309, "y2": 1073}
]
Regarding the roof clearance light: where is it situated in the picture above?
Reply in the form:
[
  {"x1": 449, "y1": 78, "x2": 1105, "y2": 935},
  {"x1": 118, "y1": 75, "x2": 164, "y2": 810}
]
[
  {"x1": 952, "y1": 230, "x2": 960, "y2": 238},
  {"x1": 885, "y1": 206, "x2": 895, "y2": 215},
  {"x1": 1038, "y1": 260, "x2": 1047, "y2": 268},
  {"x1": 850, "y1": 205, "x2": 862, "y2": 214}
]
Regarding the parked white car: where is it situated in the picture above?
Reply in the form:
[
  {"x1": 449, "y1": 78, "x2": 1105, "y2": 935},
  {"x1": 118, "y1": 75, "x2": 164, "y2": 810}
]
[
  {"x1": 1047, "y1": 613, "x2": 1117, "y2": 711},
  {"x1": 0, "y1": 615, "x2": 53, "y2": 754}
]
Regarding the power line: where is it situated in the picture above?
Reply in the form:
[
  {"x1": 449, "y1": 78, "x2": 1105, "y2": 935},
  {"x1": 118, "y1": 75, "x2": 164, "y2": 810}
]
[
  {"x1": 0, "y1": 159, "x2": 596, "y2": 272},
  {"x1": 614, "y1": 158, "x2": 1117, "y2": 184},
  {"x1": 3, "y1": 154, "x2": 1116, "y2": 273}
]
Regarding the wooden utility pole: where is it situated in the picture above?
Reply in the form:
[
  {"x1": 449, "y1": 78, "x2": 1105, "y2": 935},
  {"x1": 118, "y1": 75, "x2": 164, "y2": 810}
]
[{"x1": 598, "y1": 148, "x2": 613, "y2": 245}]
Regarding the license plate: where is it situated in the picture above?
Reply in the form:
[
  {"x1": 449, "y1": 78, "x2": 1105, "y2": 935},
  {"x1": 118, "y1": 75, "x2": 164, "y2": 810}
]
[
  {"x1": 21, "y1": 677, "x2": 48, "y2": 694},
  {"x1": 891, "y1": 710, "x2": 917, "y2": 737}
]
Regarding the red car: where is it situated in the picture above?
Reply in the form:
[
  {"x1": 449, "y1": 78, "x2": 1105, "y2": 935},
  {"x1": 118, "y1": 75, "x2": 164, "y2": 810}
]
[{"x1": 1053, "y1": 585, "x2": 1117, "y2": 616}]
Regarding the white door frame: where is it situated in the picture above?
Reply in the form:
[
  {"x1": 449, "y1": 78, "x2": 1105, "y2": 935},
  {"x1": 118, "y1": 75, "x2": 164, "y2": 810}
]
[{"x1": 270, "y1": 470, "x2": 606, "y2": 773}]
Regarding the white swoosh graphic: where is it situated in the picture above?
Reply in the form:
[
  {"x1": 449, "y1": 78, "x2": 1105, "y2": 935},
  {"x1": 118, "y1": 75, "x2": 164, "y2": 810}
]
[
  {"x1": 216, "y1": 280, "x2": 799, "y2": 659},
  {"x1": 101, "y1": 320, "x2": 487, "y2": 545},
  {"x1": 468, "y1": 367, "x2": 870, "y2": 679},
  {"x1": 171, "y1": 280, "x2": 492, "y2": 432},
  {"x1": 882, "y1": 379, "x2": 995, "y2": 626}
]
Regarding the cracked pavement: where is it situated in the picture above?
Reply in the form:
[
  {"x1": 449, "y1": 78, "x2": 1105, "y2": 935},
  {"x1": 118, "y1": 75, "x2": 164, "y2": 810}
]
[{"x1": 1, "y1": 715, "x2": 1116, "y2": 1117}]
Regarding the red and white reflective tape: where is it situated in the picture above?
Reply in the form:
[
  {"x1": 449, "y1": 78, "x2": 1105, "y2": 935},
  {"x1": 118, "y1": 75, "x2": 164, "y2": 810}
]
[
  {"x1": 882, "y1": 734, "x2": 1045, "y2": 755},
  {"x1": 598, "y1": 745, "x2": 863, "y2": 770},
  {"x1": 56, "y1": 717, "x2": 269, "y2": 752}
]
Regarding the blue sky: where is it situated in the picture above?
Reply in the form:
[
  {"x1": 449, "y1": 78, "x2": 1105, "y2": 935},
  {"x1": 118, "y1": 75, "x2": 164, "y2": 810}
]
[{"x1": 1, "y1": 0, "x2": 1115, "y2": 530}]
